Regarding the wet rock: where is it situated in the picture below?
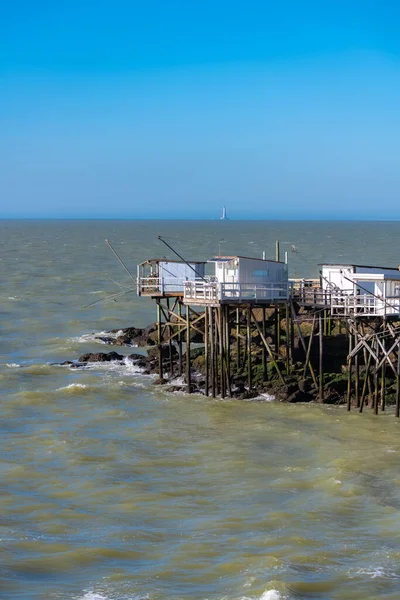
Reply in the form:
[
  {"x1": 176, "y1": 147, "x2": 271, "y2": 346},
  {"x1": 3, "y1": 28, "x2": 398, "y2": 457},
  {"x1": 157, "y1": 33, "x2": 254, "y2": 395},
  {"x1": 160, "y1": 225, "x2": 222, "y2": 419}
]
[
  {"x1": 78, "y1": 351, "x2": 124, "y2": 363},
  {"x1": 287, "y1": 389, "x2": 313, "y2": 403},
  {"x1": 298, "y1": 378, "x2": 312, "y2": 393},
  {"x1": 153, "y1": 377, "x2": 168, "y2": 385},
  {"x1": 239, "y1": 390, "x2": 259, "y2": 400},
  {"x1": 165, "y1": 385, "x2": 185, "y2": 393},
  {"x1": 147, "y1": 345, "x2": 178, "y2": 360}
]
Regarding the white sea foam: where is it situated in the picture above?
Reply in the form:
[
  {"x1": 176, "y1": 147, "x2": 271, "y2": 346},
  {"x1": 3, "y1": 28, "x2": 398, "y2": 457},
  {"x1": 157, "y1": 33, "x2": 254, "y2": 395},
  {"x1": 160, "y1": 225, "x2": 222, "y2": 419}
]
[
  {"x1": 76, "y1": 591, "x2": 149, "y2": 600},
  {"x1": 56, "y1": 383, "x2": 88, "y2": 391},
  {"x1": 72, "y1": 332, "x2": 111, "y2": 344},
  {"x1": 259, "y1": 590, "x2": 285, "y2": 600},
  {"x1": 255, "y1": 393, "x2": 275, "y2": 402},
  {"x1": 6, "y1": 363, "x2": 21, "y2": 368},
  {"x1": 355, "y1": 566, "x2": 400, "y2": 579},
  {"x1": 77, "y1": 593, "x2": 108, "y2": 600}
]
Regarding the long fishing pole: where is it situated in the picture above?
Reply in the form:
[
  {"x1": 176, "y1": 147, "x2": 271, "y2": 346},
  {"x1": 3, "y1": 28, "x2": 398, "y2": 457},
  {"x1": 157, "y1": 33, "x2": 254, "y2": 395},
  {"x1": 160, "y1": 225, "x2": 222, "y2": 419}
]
[
  {"x1": 105, "y1": 239, "x2": 137, "y2": 285},
  {"x1": 82, "y1": 287, "x2": 136, "y2": 309},
  {"x1": 157, "y1": 235, "x2": 207, "y2": 281}
]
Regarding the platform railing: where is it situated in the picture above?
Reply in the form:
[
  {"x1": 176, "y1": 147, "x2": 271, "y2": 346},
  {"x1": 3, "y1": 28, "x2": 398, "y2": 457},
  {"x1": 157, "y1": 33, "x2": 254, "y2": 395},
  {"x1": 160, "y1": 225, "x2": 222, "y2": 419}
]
[
  {"x1": 184, "y1": 281, "x2": 289, "y2": 303},
  {"x1": 138, "y1": 277, "x2": 194, "y2": 296}
]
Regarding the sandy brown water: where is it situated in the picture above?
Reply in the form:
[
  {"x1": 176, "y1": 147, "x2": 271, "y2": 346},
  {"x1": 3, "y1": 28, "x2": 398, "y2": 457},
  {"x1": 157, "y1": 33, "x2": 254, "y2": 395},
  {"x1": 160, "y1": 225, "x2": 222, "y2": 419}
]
[{"x1": 2, "y1": 219, "x2": 400, "y2": 600}]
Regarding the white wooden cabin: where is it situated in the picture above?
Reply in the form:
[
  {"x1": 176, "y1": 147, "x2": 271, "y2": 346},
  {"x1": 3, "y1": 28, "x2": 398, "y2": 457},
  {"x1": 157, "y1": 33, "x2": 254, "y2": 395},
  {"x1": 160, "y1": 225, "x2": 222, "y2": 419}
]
[
  {"x1": 137, "y1": 259, "x2": 206, "y2": 297},
  {"x1": 321, "y1": 263, "x2": 400, "y2": 317},
  {"x1": 184, "y1": 256, "x2": 288, "y2": 304}
]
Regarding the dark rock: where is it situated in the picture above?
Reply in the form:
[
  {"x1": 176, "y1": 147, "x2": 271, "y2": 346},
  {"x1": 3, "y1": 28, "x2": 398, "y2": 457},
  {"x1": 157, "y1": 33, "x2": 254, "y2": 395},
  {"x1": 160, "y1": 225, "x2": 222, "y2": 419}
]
[
  {"x1": 153, "y1": 377, "x2": 168, "y2": 385},
  {"x1": 298, "y1": 378, "x2": 312, "y2": 393},
  {"x1": 287, "y1": 390, "x2": 313, "y2": 403},
  {"x1": 78, "y1": 351, "x2": 124, "y2": 363},
  {"x1": 165, "y1": 385, "x2": 185, "y2": 393},
  {"x1": 240, "y1": 390, "x2": 259, "y2": 400},
  {"x1": 95, "y1": 336, "x2": 115, "y2": 345},
  {"x1": 127, "y1": 352, "x2": 147, "y2": 361},
  {"x1": 147, "y1": 345, "x2": 178, "y2": 359}
]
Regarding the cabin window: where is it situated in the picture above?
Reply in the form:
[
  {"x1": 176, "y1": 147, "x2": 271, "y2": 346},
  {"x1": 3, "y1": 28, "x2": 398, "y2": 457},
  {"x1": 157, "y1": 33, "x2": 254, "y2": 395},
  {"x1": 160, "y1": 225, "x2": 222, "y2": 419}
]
[
  {"x1": 226, "y1": 269, "x2": 237, "y2": 277},
  {"x1": 252, "y1": 269, "x2": 269, "y2": 277}
]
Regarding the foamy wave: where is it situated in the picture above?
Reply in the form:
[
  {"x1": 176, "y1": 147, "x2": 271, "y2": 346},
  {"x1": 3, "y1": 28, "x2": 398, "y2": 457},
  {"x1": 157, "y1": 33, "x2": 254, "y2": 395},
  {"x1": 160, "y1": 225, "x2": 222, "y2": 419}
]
[
  {"x1": 67, "y1": 356, "x2": 150, "y2": 378},
  {"x1": 77, "y1": 593, "x2": 108, "y2": 600},
  {"x1": 56, "y1": 383, "x2": 89, "y2": 392},
  {"x1": 252, "y1": 393, "x2": 275, "y2": 402},
  {"x1": 76, "y1": 591, "x2": 149, "y2": 600},
  {"x1": 76, "y1": 589, "x2": 284, "y2": 600},
  {"x1": 72, "y1": 331, "x2": 112, "y2": 344},
  {"x1": 6, "y1": 363, "x2": 21, "y2": 368},
  {"x1": 354, "y1": 566, "x2": 400, "y2": 579},
  {"x1": 260, "y1": 591, "x2": 285, "y2": 600}
]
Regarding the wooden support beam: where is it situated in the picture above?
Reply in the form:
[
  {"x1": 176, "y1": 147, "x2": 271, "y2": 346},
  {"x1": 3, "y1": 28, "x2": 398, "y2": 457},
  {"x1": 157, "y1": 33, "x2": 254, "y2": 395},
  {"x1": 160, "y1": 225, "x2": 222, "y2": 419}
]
[
  {"x1": 167, "y1": 298, "x2": 173, "y2": 378},
  {"x1": 204, "y1": 306, "x2": 209, "y2": 397},
  {"x1": 290, "y1": 301, "x2": 318, "y2": 390},
  {"x1": 157, "y1": 299, "x2": 164, "y2": 380},
  {"x1": 247, "y1": 307, "x2": 252, "y2": 391},
  {"x1": 319, "y1": 311, "x2": 324, "y2": 403},
  {"x1": 347, "y1": 331, "x2": 352, "y2": 411},
  {"x1": 303, "y1": 314, "x2": 316, "y2": 379},
  {"x1": 178, "y1": 301, "x2": 183, "y2": 376},
  {"x1": 186, "y1": 306, "x2": 191, "y2": 393},
  {"x1": 236, "y1": 307, "x2": 241, "y2": 371},
  {"x1": 225, "y1": 305, "x2": 232, "y2": 397},
  {"x1": 396, "y1": 351, "x2": 400, "y2": 418},
  {"x1": 263, "y1": 306, "x2": 268, "y2": 380},
  {"x1": 210, "y1": 307, "x2": 216, "y2": 398},
  {"x1": 251, "y1": 308, "x2": 285, "y2": 385},
  {"x1": 354, "y1": 328, "x2": 360, "y2": 408},
  {"x1": 359, "y1": 350, "x2": 372, "y2": 413}
]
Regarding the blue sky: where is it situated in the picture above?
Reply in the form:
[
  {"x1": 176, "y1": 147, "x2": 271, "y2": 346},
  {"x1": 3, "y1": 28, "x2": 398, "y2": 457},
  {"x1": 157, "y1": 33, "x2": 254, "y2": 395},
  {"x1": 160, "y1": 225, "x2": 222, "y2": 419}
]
[{"x1": 1, "y1": 0, "x2": 400, "y2": 219}]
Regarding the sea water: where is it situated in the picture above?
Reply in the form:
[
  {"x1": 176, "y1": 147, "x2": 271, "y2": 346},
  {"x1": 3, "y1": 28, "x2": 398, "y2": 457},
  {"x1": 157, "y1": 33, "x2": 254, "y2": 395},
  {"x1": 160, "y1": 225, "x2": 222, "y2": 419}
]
[{"x1": 1, "y1": 219, "x2": 400, "y2": 600}]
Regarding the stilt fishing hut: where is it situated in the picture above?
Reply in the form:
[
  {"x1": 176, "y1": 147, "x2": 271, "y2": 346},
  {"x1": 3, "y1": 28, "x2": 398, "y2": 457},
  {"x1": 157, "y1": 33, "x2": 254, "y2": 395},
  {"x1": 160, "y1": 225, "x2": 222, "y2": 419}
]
[
  {"x1": 135, "y1": 239, "x2": 400, "y2": 416},
  {"x1": 295, "y1": 263, "x2": 400, "y2": 415}
]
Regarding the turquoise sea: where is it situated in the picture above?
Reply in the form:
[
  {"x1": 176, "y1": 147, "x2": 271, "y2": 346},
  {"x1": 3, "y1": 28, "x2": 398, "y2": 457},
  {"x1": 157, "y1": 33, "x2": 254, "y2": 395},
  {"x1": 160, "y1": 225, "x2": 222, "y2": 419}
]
[{"x1": 2, "y1": 219, "x2": 400, "y2": 600}]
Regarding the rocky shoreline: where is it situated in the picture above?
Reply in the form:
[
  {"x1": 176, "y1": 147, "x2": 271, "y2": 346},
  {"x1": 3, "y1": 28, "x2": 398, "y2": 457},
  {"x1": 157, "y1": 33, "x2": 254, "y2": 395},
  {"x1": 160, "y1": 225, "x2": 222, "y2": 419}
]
[
  {"x1": 59, "y1": 316, "x2": 400, "y2": 406},
  {"x1": 57, "y1": 316, "x2": 346, "y2": 404}
]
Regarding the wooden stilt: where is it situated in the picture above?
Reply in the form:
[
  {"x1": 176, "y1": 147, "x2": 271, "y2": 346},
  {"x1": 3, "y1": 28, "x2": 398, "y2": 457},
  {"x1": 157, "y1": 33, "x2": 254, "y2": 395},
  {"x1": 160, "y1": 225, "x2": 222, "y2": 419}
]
[
  {"x1": 347, "y1": 331, "x2": 352, "y2": 411},
  {"x1": 178, "y1": 301, "x2": 183, "y2": 376},
  {"x1": 204, "y1": 307, "x2": 209, "y2": 396},
  {"x1": 381, "y1": 363, "x2": 386, "y2": 412},
  {"x1": 319, "y1": 311, "x2": 324, "y2": 403},
  {"x1": 373, "y1": 368, "x2": 379, "y2": 415},
  {"x1": 157, "y1": 299, "x2": 164, "y2": 380},
  {"x1": 354, "y1": 328, "x2": 360, "y2": 408},
  {"x1": 303, "y1": 314, "x2": 316, "y2": 379},
  {"x1": 186, "y1": 306, "x2": 191, "y2": 393},
  {"x1": 285, "y1": 303, "x2": 290, "y2": 375},
  {"x1": 290, "y1": 302, "x2": 318, "y2": 389},
  {"x1": 359, "y1": 350, "x2": 372, "y2": 413},
  {"x1": 236, "y1": 308, "x2": 241, "y2": 371},
  {"x1": 380, "y1": 326, "x2": 386, "y2": 411},
  {"x1": 251, "y1": 309, "x2": 285, "y2": 384},
  {"x1": 263, "y1": 306, "x2": 268, "y2": 380},
  {"x1": 218, "y1": 307, "x2": 226, "y2": 399},
  {"x1": 247, "y1": 307, "x2": 252, "y2": 391},
  {"x1": 210, "y1": 308, "x2": 216, "y2": 398},
  {"x1": 225, "y1": 306, "x2": 232, "y2": 397},
  {"x1": 167, "y1": 298, "x2": 173, "y2": 378},
  {"x1": 396, "y1": 350, "x2": 400, "y2": 418}
]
